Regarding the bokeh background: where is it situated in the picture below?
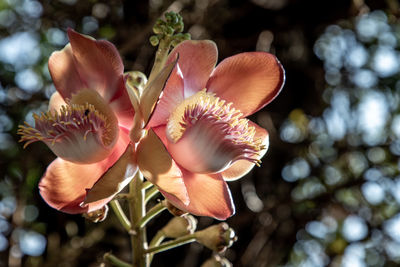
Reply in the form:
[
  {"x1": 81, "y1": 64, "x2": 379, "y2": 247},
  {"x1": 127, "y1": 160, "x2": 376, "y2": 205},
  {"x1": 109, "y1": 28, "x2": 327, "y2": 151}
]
[{"x1": 1, "y1": 0, "x2": 400, "y2": 266}]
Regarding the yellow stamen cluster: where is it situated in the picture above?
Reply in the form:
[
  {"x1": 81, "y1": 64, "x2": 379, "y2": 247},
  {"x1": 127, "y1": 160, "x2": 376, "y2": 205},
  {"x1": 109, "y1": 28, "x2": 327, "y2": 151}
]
[
  {"x1": 18, "y1": 103, "x2": 112, "y2": 148},
  {"x1": 167, "y1": 89, "x2": 265, "y2": 165}
]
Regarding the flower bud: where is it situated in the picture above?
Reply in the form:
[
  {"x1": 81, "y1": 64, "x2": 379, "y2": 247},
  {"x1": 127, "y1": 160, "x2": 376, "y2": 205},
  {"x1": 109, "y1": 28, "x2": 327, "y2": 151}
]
[
  {"x1": 163, "y1": 199, "x2": 188, "y2": 217},
  {"x1": 165, "y1": 12, "x2": 179, "y2": 24},
  {"x1": 201, "y1": 255, "x2": 232, "y2": 267},
  {"x1": 161, "y1": 215, "x2": 197, "y2": 238},
  {"x1": 195, "y1": 223, "x2": 237, "y2": 252},
  {"x1": 83, "y1": 205, "x2": 109, "y2": 223},
  {"x1": 149, "y1": 35, "x2": 160, "y2": 46}
]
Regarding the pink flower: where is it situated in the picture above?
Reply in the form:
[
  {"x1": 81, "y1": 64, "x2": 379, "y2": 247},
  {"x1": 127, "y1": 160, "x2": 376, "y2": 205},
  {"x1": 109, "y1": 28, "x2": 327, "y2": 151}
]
[
  {"x1": 136, "y1": 40, "x2": 285, "y2": 220},
  {"x1": 18, "y1": 29, "x2": 137, "y2": 214}
]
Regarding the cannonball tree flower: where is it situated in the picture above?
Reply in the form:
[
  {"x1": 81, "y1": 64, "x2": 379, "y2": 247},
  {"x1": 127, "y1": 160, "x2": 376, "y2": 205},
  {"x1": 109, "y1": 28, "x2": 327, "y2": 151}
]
[
  {"x1": 18, "y1": 29, "x2": 137, "y2": 214},
  {"x1": 136, "y1": 40, "x2": 285, "y2": 220}
]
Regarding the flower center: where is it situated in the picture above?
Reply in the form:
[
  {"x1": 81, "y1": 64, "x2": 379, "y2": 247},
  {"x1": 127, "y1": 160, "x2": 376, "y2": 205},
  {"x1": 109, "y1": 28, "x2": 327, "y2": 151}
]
[
  {"x1": 18, "y1": 90, "x2": 119, "y2": 164},
  {"x1": 166, "y1": 89, "x2": 265, "y2": 173}
]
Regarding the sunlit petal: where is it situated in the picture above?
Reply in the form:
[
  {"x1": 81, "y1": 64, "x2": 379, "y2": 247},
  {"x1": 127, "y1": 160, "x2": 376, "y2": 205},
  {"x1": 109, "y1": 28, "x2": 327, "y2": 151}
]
[
  {"x1": 160, "y1": 170, "x2": 235, "y2": 220},
  {"x1": 206, "y1": 52, "x2": 285, "y2": 117},
  {"x1": 137, "y1": 127, "x2": 189, "y2": 205},
  {"x1": 67, "y1": 29, "x2": 124, "y2": 102},
  {"x1": 166, "y1": 40, "x2": 218, "y2": 98},
  {"x1": 48, "y1": 43, "x2": 85, "y2": 99},
  {"x1": 84, "y1": 143, "x2": 138, "y2": 205},
  {"x1": 140, "y1": 57, "x2": 178, "y2": 126},
  {"x1": 146, "y1": 65, "x2": 185, "y2": 128},
  {"x1": 38, "y1": 129, "x2": 130, "y2": 214}
]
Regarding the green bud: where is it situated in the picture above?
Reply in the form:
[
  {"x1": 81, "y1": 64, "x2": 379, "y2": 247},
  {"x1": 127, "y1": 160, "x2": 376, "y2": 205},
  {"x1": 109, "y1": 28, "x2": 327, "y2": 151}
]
[
  {"x1": 165, "y1": 12, "x2": 178, "y2": 24},
  {"x1": 174, "y1": 23, "x2": 184, "y2": 33},
  {"x1": 161, "y1": 215, "x2": 198, "y2": 238},
  {"x1": 182, "y1": 33, "x2": 191, "y2": 40},
  {"x1": 165, "y1": 25, "x2": 174, "y2": 36},
  {"x1": 149, "y1": 35, "x2": 160, "y2": 46},
  {"x1": 171, "y1": 39, "x2": 180, "y2": 48},
  {"x1": 195, "y1": 223, "x2": 237, "y2": 252},
  {"x1": 125, "y1": 71, "x2": 147, "y2": 89},
  {"x1": 153, "y1": 19, "x2": 165, "y2": 34}
]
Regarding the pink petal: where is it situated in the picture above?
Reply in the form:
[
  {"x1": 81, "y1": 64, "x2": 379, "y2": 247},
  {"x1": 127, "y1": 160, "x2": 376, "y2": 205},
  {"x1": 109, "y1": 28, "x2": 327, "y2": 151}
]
[
  {"x1": 221, "y1": 122, "x2": 269, "y2": 181},
  {"x1": 137, "y1": 127, "x2": 189, "y2": 205},
  {"x1": 39, "y1": 128, "x2": 130, "y2": 214},
  {"x1": 84, "y1": 143, "x2": 137, "y2": 205},
  {"x1": 140, "y1": 58, "x2": 178, "y2": 126},
  {"x1": 48, "y1": 43, "x2": 86, "y2": 99},
  {"x1": 166, "y1": 40, "x2": 218, "y2": 98},
  {"x1": 109, "y1": 78, "x2": 136, "y2": 129},
  {"x1": 206, "y1": 52, "x2": 285, "y2": 117},
  {"x1": 146, "y1": 65, "x2": 184, "y2": 128},
  {"x1": 160, "y1": 170, "x2": 235, "y2": 220},
  {"x1": 67, "y1": 29, "x2": 124, "y2": 102}
]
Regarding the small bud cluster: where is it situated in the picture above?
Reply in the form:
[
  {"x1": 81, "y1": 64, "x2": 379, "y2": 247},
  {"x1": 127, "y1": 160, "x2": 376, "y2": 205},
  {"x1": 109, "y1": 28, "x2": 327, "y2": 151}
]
[{"x1": 149, "y1": 12, "x2": 191, "y2": 47}]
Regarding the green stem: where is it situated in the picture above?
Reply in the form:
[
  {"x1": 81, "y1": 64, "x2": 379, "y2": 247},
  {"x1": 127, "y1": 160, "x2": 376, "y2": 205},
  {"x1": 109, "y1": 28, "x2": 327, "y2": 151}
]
[
  {"x1": 145, "y1": 186, "x2": 160, "y2": 204},
  {"x1": 129, "y1": 171, "x2": 148, "y2": 267},
  {"x1": 104, "y1": 253, "x2": 131, "y2": 267},
  {"x1": 138, "y1": 202, "x2": 167, "y2": 229},
  {"x1": 110, "y1": 200, "x2": 131, "y2": 232},
  {"x1": 148, "y1": 231, "x2": 166, "y2": 263},
  {"x1": 147, "y1": 37, "x2": 172, "y2": 85},
  {"x1": 142, "y1": 181, "x2": 153, "y2": 190},
  {"x1": 144, "y1": 234, "x2": 196, "y2": 255}
]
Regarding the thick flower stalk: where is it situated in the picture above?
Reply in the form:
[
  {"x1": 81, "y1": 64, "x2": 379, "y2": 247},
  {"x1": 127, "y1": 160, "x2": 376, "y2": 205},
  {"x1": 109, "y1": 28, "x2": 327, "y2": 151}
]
[
  {"x1": 134, "y1": 39, "x2": 285, "y2": 220},
  {"x1": 18, "y1": 29, "x2": 137, "y2": 214}
]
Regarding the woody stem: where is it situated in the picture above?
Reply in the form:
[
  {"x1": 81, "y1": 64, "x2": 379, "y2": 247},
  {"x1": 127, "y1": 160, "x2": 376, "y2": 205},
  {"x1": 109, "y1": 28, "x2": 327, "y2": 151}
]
[{"x1": 129, "y1": 171, "x2": 148, "y2": 267}]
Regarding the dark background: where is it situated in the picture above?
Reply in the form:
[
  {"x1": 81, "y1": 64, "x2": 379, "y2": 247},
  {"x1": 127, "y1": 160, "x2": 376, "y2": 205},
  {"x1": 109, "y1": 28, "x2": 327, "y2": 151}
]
[{"x1": 1, "y1": 0, "x2": 400, "y2": 266}]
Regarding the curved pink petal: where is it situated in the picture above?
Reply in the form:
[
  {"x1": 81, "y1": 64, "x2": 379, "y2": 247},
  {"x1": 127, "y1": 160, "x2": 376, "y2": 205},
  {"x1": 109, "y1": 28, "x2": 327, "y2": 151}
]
[
  {"x1": 140, "y1": 58, "x2": 179, "y2": 127},
  {"x1": 48, "y1": 43, "x2": 85, "y2": 99},
  {"x1": 206, "y1": 52, "x2": 285, "y2": 117},
  {"x1": 66, "y1": 29, "x2": 124, "y2": 103},
  {"x1": 38, "y1": 128, "x2": 130, "y2": 214},
  {"x1": 166, "y1": 40, "x2": 218, "y2": 98},
  {"x1": 109, "y1": 78, "x2": 136, "y2": 129},
  {"x1": 221, "y1": 122, "x2": 269, "y2": 181},
  {"x1": 160, "y1": 170, "x2": 235, "y2": 220},
  {"x1": 137, "y1": 127, "x2": 188, "y2": 205},
  {"x1": 146, "y1": 65, "x2": 184, "y2": 128},
  {"x1": 84, "y1": 143, "x2": 137, "y2": 205}
]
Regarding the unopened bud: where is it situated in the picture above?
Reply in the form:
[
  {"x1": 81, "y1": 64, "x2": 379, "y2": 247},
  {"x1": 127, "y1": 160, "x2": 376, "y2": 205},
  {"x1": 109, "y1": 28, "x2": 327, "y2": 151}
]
[
  {"x1": 149, "y1": 35, "x2": 159, "y2": 46},
  {"x1": 195, "y1": 223, "x2": 237, "y2": 252},
  {"x1": 165, "y1": 12, "x2": 178, "y2": 24},
  {"x1": 153, "y1": 19, "x2": 165, "y2": 34},
  {"x1": 163, "y1": 199, "x2": 188, "y2": 217},
  {"x1": 165, "y1": 26, "x2": 174, "y2": 36},
  {"x1": 201, "y1": 255, "x2": 232, "y2": 267},
  {"x1": 161, "y1": 215, "x2": 197, "y2": 238},
  {"x1": 83, "y1": 205, "x2": 109, "y2": 223}
]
